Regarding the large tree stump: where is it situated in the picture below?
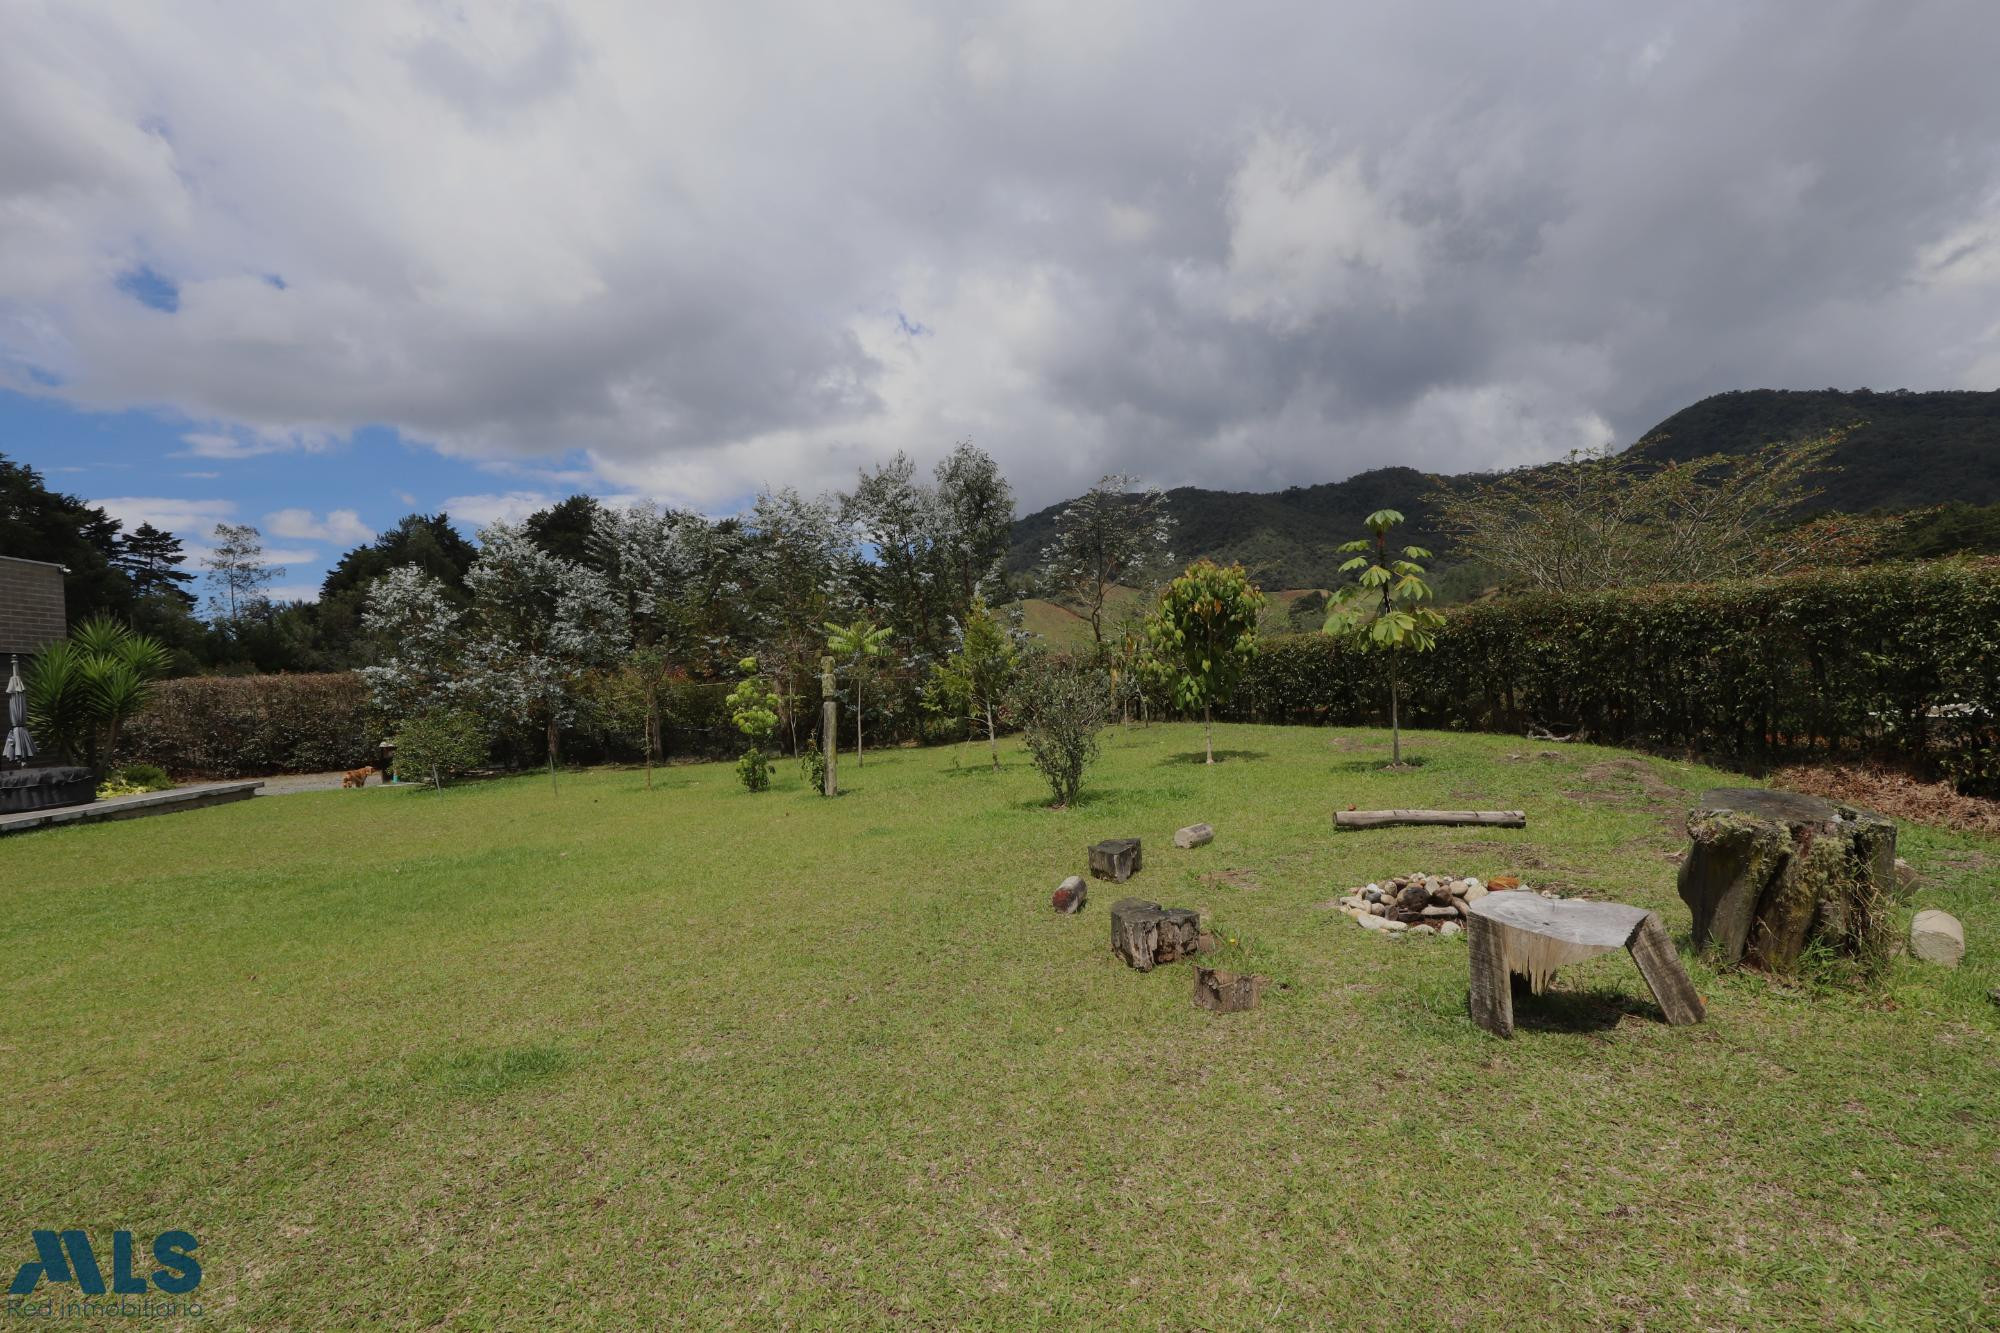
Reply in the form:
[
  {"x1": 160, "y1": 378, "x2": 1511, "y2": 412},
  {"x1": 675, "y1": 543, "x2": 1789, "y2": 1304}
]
[
  {"x1": 1089, "y1": 838, "x2": 1143, "y2": 882},
  {"x1": 1679, "y1": 788, "x2": 1898, "y2": 975},
  {"x1": 1110, "y1": 897, "x2": 1201, "y2": 971}
]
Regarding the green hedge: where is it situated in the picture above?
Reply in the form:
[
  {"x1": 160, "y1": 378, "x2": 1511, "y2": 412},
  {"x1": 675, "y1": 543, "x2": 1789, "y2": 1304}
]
[
  {"x1": 121, "y1": 673, "x2": 377, "y2": 777},
  {"x1": 1230, "y1": 562, "x2": 2000, "y2": 789}
]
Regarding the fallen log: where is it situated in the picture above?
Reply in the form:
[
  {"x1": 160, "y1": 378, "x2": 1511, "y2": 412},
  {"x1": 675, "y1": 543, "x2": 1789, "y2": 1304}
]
[{"x1": 1335, "y1": 809, "x2": 1526, "y2": 830}]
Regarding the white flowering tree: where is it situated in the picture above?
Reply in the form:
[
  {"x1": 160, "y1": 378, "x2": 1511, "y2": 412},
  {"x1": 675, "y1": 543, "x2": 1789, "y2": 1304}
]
[
  {"x1": 590, "y1": 504, "x2": 700, "y2": 786},
  {"x1": 460, "y1": 523, "x2": 626, "y2": 791},
  {"x1": 359, "y1": 564, "x2": 466, "y2": 724}
]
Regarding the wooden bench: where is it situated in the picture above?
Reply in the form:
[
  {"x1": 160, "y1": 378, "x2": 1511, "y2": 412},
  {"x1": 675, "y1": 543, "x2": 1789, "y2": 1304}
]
[{"x1": 1464, "y1": 892, "x2": 1705, "y2": 1038}]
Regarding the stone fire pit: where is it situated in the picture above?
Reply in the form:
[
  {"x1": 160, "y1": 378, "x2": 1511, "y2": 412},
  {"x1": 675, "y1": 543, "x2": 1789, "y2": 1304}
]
[{"x1": 1332, "y1": 872, "x2": 1570, "y2": 937}]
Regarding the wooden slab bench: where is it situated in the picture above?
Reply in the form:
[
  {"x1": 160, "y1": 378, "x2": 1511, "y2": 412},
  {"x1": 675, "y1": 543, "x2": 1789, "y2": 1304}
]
[{"x1": 1464, "y1": 891, "x2": 1705, "y2": 1038}]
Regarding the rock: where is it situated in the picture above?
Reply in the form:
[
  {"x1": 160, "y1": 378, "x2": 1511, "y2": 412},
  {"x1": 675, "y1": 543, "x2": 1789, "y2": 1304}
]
[
  {"x1": 1192, "y1": 966, "x2": 1266, "y2": 1012},
  {"x1": 1397, "y1": 884, "x2": 1431, "y2": 913},
  {"x1": 1363, "y1": 888, "x2": 1383, "y2": 904},
  {"x1": 1368, "y1": 903, "x2": 1387, "y2": 916},
  {"x1": 1428, "y1": 882, "x2": 1455, "y2": 906},
  {"x1": 1409, "y1": 924, "x2": 1436, "y2": 937},
  {"x1": 1449, "y1": 880, "x2": 1470, "y2": 898},
  {"x1": 1909, "y1": 910, "x2": 1965, "y2": 967},
  {"x1": 1109, "y1": 897, "x2": 1201, "y2": 970},
  {"x1": 1462, "y1": 884, "x2": 1488, "y2": 905},
  {"x1": 1489, "y1": 876, "x2": 1521, "y2": 890},
  {"x1": 1420, "y1": 904, "x2": 1459, "y2": 918},
  {"x1": 1383, "y1": 919, "x2": 1409, "y2": 933},
  {"x1": 1357, "y1": 912, "x2": 1392, "y2": 932},
  {"x1": 1174, "y1": 822, "x2": 1215, "y2": 850},
  {"x1": 1465, "y1": 878, "x2": 1482, "y2": 890},
  {"x1": 1439, "y1": 921, "x2": 1462, "y2": 938},
  {"x1": 1895, "y1": 858, "x2": 1919, "y2": 891},
  {"x1": 1052, "y1": 876, "x2": 1087, "y2": 914},
  {"x1": 1089, "y1": 838, "x2": 1144, "y2": 882}
]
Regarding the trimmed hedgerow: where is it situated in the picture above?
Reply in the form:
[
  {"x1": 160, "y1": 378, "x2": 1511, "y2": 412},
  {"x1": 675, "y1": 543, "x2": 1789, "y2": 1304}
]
[
  {"x1": 119, "y1": 673, "x2": 376, "y2": 777},
  {"x1": 1228, "y1": 561, "x2": 2000, "y2": 791}
]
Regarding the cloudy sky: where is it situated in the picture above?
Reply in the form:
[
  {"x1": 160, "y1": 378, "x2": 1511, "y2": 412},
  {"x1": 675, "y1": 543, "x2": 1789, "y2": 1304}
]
[{"x1": 3, "y1": 1, "x2": 1998, "y2": 598}]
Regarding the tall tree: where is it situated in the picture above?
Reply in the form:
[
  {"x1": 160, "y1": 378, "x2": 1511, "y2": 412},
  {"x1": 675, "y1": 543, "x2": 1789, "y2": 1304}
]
[
  {"x1": 0, "y1": 453, "x2": 132, "y2": 622},
  {"x1": 844, "y1": 452, "x2": 946, "y2": 657},
  {"x1": 825, "y1": 617, "x2": 892, "y2": 766},
  {"x1": 203, "y1": 523, "x2": 280, "y2": 624},
  {"x1": 1037, "y1": 474, "x2": 1174, "y2": 660},
  {"x1": 115, "y1": 523, "x2": 196, "y2": 606},
  {"x1": 927, "y1": 595, "x2": 1018, "y2": 771},
  {"x1": 933, "y1": 441, "x2": 1016, "y2": 610},
  {"x1": 523, "y1": 495, "x2": 605, "y2": 568},
  {"x1": 1321, "y1": 509, "x2": 1444, "y2": 768},
  {"x1": 460, "y1": 523, "x2": 626, "y2": 791},
  {"x1": 590, "y1": 502, "x2": 701, "y2": 784},
  {"x1": 1147, "y1": 560, "x2": 1265, "y2": 765},
  {"x1": 358, "y1": 565, "x2": 467, "y2": 726},
  {"x1": 746, "y1": 489, "x2": 852, "y2": 754}
]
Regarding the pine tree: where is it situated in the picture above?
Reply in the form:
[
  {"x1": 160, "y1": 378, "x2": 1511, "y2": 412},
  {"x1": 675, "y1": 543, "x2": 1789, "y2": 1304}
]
[{"x1": 117, "y1": 522, "x2": 196, "y2": 606}]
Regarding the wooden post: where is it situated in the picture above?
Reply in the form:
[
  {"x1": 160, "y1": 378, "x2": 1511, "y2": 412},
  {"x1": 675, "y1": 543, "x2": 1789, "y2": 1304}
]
[{"x1": 820, "y1": 656, "x2": 838, "y2": 797}]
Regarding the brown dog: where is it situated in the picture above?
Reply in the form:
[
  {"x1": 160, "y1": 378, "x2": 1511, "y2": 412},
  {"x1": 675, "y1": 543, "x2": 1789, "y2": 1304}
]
[{"x1": 341, "y1": 766, "x2": 375, "y2": 789}]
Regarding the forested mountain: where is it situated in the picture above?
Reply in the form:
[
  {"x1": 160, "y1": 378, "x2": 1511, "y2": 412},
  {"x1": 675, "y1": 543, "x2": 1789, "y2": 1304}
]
[{"x1": 1007, "y1": 388, "x2": 2000, "y2": 591}]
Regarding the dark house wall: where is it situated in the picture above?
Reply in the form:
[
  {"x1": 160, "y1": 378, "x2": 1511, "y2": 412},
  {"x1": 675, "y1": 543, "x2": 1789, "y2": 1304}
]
[{"x1": 0, "y1": 556, "x2": 66, "y2": 656}]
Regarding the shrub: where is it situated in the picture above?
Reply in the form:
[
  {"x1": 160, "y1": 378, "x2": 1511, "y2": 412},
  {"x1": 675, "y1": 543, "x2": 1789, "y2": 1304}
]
[
  {"x1": 1010, "y1": 652, "x2": 1109, "y2": 807},
  {"x1": 116, "y1": 762, "x2": 173, "y2": 789},
  {"x1": 1229, "y1": 561, "x2": 2000, "y2": 790},
  {"x1": 798, "y1": 738, "x2": 827, "y2": 793},
  {"x1": 119, "y1": 672, "x2": 373, "y2": 777},
  {"x1": 95, "y1": 764, "x2": 175, "y2": 800},
  {"x1": 736, "y1": 747, "x2": 772, "y2": 792},
  {"x1": 393, "y1": 710, "x2": 489, "y2": 790}
]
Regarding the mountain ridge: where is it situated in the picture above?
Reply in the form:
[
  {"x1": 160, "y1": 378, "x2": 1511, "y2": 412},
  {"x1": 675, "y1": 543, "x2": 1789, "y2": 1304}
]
[{"x1": 1007, "y1": 388, "x2": 2000, "y2": 590}]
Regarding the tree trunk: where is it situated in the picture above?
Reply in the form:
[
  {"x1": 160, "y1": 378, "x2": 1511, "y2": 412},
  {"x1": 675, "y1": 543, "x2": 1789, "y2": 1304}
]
[
  {"x1": 986, "y1": 702, "x2": 999, "y2": 771},
  {"x1": 1204, "y1": 702, "x2": 1214, "y2": 764},
  {"x1": 854, "y1": 674, "x2": 864, "y2": 767},
  {"x1": 1389, "y1": 659, "x2": 1402, "y2": 766},
  {"x1": 644, "y1": 681, "x2": 659, "y2": 792},
  {"x1": 546, "y1": 719, "x2": 560, "y2": 794},
  {"x1": 1679, "y1": 787, "x2": 1899, "y2": 976}
]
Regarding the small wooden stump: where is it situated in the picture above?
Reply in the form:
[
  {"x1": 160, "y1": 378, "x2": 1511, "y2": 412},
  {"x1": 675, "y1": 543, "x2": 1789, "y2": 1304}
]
[
  {"x1": 1173, "y1": 823, "x2": 1214, "y2": 849},
  {"x1": 1110, "y1": 897, "x2": 1201, "y2": 971},
  {"x1": 1335, "y1": 808, "x2": 1526, "y2": 831},
  {"x1": 1466, "y1": 892, "x2": 1705, "y2": 1038},
  {"x1": 1089, "y1": 837, "x2": 1143, "y2": 882},
  {"x1": 1679, "y1": 788, "x2": 1897, "y2": 975},
  {"x1": 1052, "y1": 875, "x2": 1087, "y2": 914},
  {"x1": 1192, "y1": 966, "x2": 1266, "y2": 1013}
]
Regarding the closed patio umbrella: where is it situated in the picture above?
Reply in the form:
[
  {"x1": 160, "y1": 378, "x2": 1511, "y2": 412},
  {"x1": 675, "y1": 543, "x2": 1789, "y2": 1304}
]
[{"x1": 3, "y1": 655, "x2": 34, "y2": 762}]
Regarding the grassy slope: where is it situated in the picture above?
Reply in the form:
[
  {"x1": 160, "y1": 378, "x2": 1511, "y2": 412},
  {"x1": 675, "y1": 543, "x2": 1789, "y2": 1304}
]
[{"x1": 2, "y1": 725, "x2": 1994, "y2": 1329}]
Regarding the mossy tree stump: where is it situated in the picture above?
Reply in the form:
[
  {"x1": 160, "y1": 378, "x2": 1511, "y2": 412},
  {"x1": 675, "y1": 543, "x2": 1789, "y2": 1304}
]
[{"x1": 1679, "y1": 788, "x2": 1898, "y2": 976}]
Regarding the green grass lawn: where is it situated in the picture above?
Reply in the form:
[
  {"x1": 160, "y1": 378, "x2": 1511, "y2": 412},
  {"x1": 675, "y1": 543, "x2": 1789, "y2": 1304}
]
[{"x1": 3, "y1": 724, "x2": 1994, "y2": 1328}]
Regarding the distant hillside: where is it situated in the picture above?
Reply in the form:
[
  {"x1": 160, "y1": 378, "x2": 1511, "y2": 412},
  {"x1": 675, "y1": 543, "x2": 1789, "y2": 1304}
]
[
  {"x1": 1632, "y1": 388, "x2": 2000, "y2": 513},
  {"x1": 1007, "y1": 388, "x2": 2000, "y2": 591}
]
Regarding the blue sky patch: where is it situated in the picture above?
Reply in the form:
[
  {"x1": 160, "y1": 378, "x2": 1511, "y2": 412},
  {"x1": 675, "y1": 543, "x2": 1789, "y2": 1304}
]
[{"x1": 115, "y1": 265, "x2": 180, "y2": 313}]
